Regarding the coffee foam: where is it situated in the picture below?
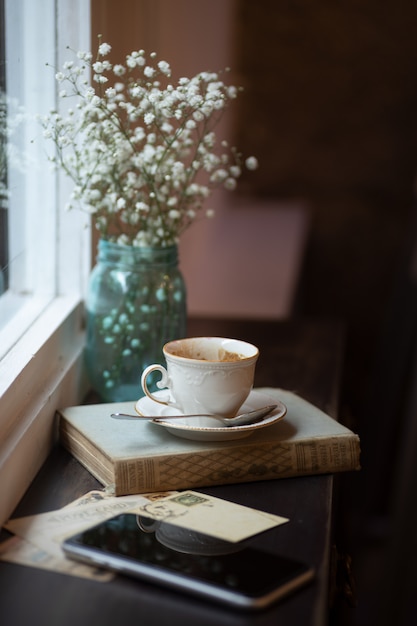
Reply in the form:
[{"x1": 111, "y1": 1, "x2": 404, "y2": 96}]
[{"x1": 170, "y1": 347, "x2": 245, "y2": 362}]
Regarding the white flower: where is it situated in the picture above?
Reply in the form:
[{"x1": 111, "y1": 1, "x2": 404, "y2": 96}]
[
  {"x1": 136, "y1": 202, "x2": 149, "y2": 212},
  {"x1": 113, "y1": 64, "x2": 126, "y2": 76},
  {"x1": 230, "y1": 165, "x2": 241, "y2": 178},
  {"x1": 144, "y1": 112, "x2": 155, "y2": 125},
  {"x1": 224, "y1": 177, "x2": 237, "y2": 190},
  {"x1": 158, "y1": 60, "x2": 171, "y2": 76},
  {"x1": 77, "y1": 51, "x2": 93, "y2": 61},
  {"x1": 210, "y1": 168, "x2": 228, "y2": 183},
  {"x1": 144, "y1": 66, "x2": 155, "y2": 78},
  {"x1": 94, "y1": 74, "x2": 108, "y2": 84},
  {"x1": 245, "y1": 156, "x2": 258, "y2": 170},
  {"x1": 98, "y1": 42, "x2": 112, "y2": 56}
]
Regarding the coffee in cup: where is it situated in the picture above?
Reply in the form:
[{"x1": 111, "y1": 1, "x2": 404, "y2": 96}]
[{"x1": 140, "y1": 337, "x2": 259, "y2": 417}]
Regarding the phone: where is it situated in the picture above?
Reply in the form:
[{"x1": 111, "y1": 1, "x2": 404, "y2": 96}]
[{"x1": 62, "y1": 513, "x2": 314, "y2": 610}]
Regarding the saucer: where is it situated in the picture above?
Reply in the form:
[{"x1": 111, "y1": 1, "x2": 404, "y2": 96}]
[{"x1": 134, "y1": 390, "x2": 286, "y2": 441}]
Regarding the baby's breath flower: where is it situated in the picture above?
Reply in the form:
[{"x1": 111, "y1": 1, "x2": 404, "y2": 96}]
[
  {"x1": 144, "y1": 112, "x2": 155, "y2": 125},
  {"x1": 98, "y1": 42, "x2": 112, "y2": 56},
  {"x1": 224, "y1": 177, "x2": 237, "y2": 191},
  {"x1": 158, "y1": 60, "x2": 171, "y2": 76},
  {"x1": 144, "y1": 66, "x2": 155, "y2": 78},
  {"x1": 245, "y1": 156, "x2": 257, "y2": 170},
  {"x1": 210, "y1": 168, "x2": 228, "y2": 183},
  {"x1": 40, "y1": 39, "x2": 258, "y2": 247},
  {"x1": 77, "y1": 51, "x2": 93, "y2": 61},
  {"x1": 230, "y1": 165, "x2": 241, "y2": 178},
  {"x1": 94, "y1": 74, "x2": 108, "y2": 84},
  {"x1": 93, "y1": 61, "x2": 105, "y2": 73},
  {"x1": 113, "y1": 64, "x2": 126, "y2": 76}
]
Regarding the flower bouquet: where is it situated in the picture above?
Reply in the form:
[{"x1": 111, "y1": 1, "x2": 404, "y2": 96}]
[{"x1": 41, "y1": 39, "x2": 257, "y2": 246}]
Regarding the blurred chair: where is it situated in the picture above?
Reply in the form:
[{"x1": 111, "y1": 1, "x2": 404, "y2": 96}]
[{"x1": 180, "y1": 196, "x2": 310, "y2": 319}]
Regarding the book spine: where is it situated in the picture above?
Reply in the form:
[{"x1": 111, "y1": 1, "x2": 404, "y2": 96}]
[{"x1": 114, "y1": 435, "x2": 361, "y2": 495}]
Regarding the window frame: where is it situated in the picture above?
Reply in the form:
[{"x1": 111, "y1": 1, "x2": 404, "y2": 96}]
[{"x1": 0, "y1": 0, "x2": 91, "y2": 526}]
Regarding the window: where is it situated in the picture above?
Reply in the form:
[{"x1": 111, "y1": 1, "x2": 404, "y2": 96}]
[
  {"x1": 0, "y1": 0, "x2": 91, "y2": 526},
  {"x1": 0, "y1": 0, "x2": 7, "y2": 295}
]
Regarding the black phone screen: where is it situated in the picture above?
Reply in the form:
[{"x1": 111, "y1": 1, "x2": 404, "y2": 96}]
[{"x1": 62, "y1": 513, "x2": 314, "y2": 610}]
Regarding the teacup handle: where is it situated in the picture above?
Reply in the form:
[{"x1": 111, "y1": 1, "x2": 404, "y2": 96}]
[{"x1": 141, "y1": 364, "x2": 172, "y2": 406}]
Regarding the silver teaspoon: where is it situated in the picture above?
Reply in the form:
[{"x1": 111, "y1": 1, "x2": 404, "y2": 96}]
[{"x1": 110, "y1": 404, "x2": 277, "y2": 427}]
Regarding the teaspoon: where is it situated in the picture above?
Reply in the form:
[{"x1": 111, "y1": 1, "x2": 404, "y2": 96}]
[{"x1": 110, "y1": 404, "x2": 277, "y2": 427}]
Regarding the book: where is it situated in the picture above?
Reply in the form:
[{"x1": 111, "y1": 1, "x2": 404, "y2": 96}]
[{"x1": 58, "y1": 387, "x2": 361, "y2": 495}]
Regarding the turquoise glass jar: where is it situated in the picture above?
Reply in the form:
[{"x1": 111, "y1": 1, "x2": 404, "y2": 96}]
[{"x1": 84, "y1": 240, "x2": 186, "y2": 402}]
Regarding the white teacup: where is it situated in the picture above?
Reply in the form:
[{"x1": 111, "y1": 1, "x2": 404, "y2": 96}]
[{"x1": 140, "y1": 337, "x2": 259, "y2": 417}]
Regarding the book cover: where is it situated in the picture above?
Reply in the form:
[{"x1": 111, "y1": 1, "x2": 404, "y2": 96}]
[{"x1": 58, "y1": 388, "x2": 361, "y2": 495}]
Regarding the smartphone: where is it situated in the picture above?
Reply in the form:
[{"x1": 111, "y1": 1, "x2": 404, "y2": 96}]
[{"x1": 62, "y1": 513, "x2": 314, "y2": 611}]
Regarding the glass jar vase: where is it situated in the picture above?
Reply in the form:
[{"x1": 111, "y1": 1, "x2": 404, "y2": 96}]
[{"x1": 84, "y1": 240, "x2": 186, "y2": 402}]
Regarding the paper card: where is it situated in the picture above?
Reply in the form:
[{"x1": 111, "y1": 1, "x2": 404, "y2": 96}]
[
  {"x1": 135, "y1": 491, "x2": 289, "y2": 543},
  {"x1": 4, "y1": 491, "x2": 174, "y2": 557},
  {"x1": 0, "y1": 489, "x2": 175, "y2": 578},
  {"x1": 0, "y1": 535, "x2": 113, "y2": 581}
]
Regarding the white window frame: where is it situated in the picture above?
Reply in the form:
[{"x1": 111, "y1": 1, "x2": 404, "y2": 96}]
[{"x1": 0, "y1": 0, "x2": 91, "y2": 526}]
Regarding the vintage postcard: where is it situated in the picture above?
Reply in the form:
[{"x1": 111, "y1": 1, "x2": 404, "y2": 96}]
[
  {"x1": 0, "y1": 535, "x2": 113, "y2": 581},
  {"x1": 135, "y1": 491, "x2": 289, "y2": 543},
  {"x1": 4, "y1": 492, "x2": 158, "y2": 556},
  {"x1": 0, "y1": 489, "x2": 174, "y2": 578}
]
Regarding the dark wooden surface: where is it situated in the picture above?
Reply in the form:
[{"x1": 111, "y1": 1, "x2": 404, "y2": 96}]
[{"x1": 0, "y1": 316, "x2": 345, "y2": 626}]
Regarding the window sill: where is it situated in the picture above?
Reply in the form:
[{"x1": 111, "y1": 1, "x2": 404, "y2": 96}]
[
  {"x1": 0, "y1": 292, "x2": 54, "y2": 360},
  {"x1": 0, "y1": 295, "x2": 89, "y2": 525}
]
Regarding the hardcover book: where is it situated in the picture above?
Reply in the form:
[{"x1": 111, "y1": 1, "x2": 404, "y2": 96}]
[{"x1": 58, "y1": 388, "x2": 361, "y2": 495}]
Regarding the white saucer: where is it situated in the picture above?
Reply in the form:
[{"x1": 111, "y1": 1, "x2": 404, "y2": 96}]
[{"x1": 135, "y1": 390, "x2": 286, "y2": 441}]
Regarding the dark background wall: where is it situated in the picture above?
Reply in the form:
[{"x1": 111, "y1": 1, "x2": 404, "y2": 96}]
[{"x1": 235, "y1": 0, "x2": 417, "y2": 419}]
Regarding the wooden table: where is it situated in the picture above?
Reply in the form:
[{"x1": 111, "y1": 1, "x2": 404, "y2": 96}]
[{"x1": 0, "y1": 317, "x2": 344, "y2": 626}]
